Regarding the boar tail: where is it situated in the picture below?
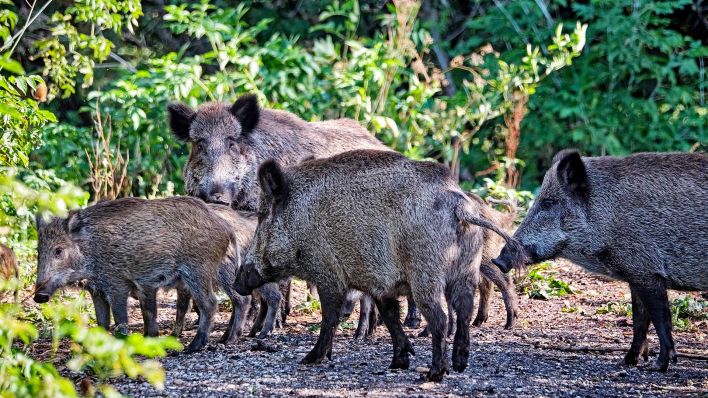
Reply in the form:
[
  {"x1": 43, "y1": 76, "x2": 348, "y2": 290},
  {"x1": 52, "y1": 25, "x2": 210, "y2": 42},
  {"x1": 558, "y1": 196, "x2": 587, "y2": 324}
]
[{"x1": 455, "y1": 202, "x2": 527, "y2": 270}]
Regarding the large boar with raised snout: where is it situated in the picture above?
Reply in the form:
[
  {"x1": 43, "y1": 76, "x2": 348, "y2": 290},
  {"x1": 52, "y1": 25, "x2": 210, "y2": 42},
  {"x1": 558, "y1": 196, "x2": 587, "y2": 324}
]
[
  {"x1": 234, "y1": 150, "x2": 524, "y2": 381},
  {"x1": 34, "y1": 196, "x2": 236, "y2": 352},
  {"x1": 494, "y1": 150, "x2": 708, "y2": 371}
]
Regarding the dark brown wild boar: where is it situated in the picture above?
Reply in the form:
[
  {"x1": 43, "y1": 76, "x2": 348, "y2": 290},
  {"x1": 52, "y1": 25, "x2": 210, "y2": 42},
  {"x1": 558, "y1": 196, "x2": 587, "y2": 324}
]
[
  {"x1": 34, "y1": 196, "x2": 235, "y2": 352},
  {"x1": 234, "y1": 150, "x2": 524, "y2": 381},
  {"x1": 494, "y1": 150, "x2": 708, "y2": 371}
]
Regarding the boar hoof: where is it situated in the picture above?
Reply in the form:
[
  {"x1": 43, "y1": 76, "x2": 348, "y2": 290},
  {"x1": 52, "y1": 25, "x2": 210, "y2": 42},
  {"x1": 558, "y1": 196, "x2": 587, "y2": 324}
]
[
  {"x1": 390, "y1": 355, "x2": 410, "y2": 370},
  {"x1": 113, "y1": 323, "x2": 129, "y2": 338},
  {"x1": 471, "y1": 317, "x2": 485, "y2": 327},
  {"x1": 425, "y1": 367, "x2": 448, "y2": 382},
  {"x1": 300, "y1": 350, "x2": 326, "y2": 365}
]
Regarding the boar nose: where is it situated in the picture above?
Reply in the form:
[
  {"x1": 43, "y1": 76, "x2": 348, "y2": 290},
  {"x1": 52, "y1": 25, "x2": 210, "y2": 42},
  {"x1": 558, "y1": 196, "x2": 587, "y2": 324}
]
[
  {"x1": 33, "y1": 293, "x2": 50, "y2": 303},
  {"x1": 492, "y1": 254, "x2": 511, "y2": 273},
  {"x1": 207, "y1": 184, "x2": 232, "y2": 205}
]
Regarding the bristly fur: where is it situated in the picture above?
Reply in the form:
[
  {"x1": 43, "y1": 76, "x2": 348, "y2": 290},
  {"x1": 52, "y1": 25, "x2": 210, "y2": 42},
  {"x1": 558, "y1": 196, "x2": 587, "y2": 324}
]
[
  {"x1": 496, "y1": 150, "x2": 707, "y2": 372},
  {"x1": 230, "y1": 94, "x2": 260, "y2": 133}
]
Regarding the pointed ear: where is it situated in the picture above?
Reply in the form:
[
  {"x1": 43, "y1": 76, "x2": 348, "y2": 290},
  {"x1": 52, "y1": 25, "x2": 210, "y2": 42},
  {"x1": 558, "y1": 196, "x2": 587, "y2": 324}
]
[
  {"x1": 230, "y1": 94, "x2": 260, "y2": 134},
  {"x1": 35, "y1": 213, "x2": 47, "y2": 230},
  {"x1": 258, "y1": 159, "x2": 289, "y2": 200},
  {"x1": 167, "y1": 103, "x2": 196, "y2": 141},
  {"x1": 64, "y1": 211, "x2": 83, "y2": 238},
  {"x1": 555, "y1": 149, "x2": 589, "y2": 198}
]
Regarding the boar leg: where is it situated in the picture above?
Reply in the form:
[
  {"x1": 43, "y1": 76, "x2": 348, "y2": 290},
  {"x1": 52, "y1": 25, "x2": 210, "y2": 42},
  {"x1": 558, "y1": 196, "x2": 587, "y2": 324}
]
[
  {"x1": 624, "y1": 286, "x2": 651, "y2": 365},
  {"x1": 90, "y1": 291, "x2": 111, "y2": 330},
  {"x1": 472, "y1": 276, "x2": 493, "y2": 327},
  {"x1": 221, "y1": 293, "x2": 251, "y2": 345},
  {"x1": 403, "y1": 294, "x2": 421, "y2": 328},
  {"x1": 413, "y1": 289, "x2": 449, "y2": 381},
  {"x1": 248, "y1": 294, "x2": 267, "y2": 337},
  {"x1": 450, "y1": 284, "x2": 474, "y2": 373},
  {"x1": 280, "y1": 278, "x2": 292, "y2": 326},
  {"x1": 375, "y1": 297, "x2": 415, "y2": 369},
  {"x1": 446, "y1": 300, "x2": 456, "y2": 337},
  {"x1": 301, "y1": 292, "x2": 343, "y2": 365},
  {"x1": 138, "y1": 288, "x2": 160, "y2": 337},
  {"x1": 354, "y1": 294, "x2": 377, "y2": 339},
  {"x1": 183, "y1": 278, "x2": 217, "y2": 352},
  {"x1": 173, "y1": 286, "x2": 192, "y2": 337},
  {"x1": 256, "y1": 282, "x2": 282, "y2": 339},
  {"x1": 633, "y1": 279, "x2": 676, "y2": 371},
  {"x1": 109, "y1": 287, "x2": 131, "y2": 337}
]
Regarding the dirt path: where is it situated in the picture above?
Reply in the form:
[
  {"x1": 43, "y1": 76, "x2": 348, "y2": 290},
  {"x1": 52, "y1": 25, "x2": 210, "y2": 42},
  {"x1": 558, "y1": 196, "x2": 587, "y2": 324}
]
[{"x1": 112, "y1": 262, "x2": 707, "y2": 397}]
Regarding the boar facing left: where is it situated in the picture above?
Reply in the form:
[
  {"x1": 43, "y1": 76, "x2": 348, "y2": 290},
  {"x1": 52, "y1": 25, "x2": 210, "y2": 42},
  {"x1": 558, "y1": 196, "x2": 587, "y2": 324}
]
[
  {"x1": 234, "y1": 150, "x2": 524, "y2": 381},
  {"x1": 34, "y1": 196, "x2": 233, "y2": 352}
]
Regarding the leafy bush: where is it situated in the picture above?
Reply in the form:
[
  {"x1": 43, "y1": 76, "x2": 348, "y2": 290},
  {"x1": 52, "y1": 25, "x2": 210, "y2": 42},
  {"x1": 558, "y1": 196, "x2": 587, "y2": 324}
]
[
  {"x1": 670, "y1": 296, "x2": 708, "y2": 331},
  {"x1": 517, "y1": 261, "x2": 574, "y2": 300}
]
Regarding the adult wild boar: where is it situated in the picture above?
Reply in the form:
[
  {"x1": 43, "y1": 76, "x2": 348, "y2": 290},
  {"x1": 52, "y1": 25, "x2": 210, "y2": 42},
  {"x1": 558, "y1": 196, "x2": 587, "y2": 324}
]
[
  {"x1": 34, "y1": 197, "x2": 236, "y2": 352},
  {"x1": 167, "y1": 94, "x2": 388, "y2": 210},
  {"x1": 234, "y1": 150, "x2": 524, "y2": 381},
  {"x1": 494, "y1": 150, "x2": 708, "y2": 371}
]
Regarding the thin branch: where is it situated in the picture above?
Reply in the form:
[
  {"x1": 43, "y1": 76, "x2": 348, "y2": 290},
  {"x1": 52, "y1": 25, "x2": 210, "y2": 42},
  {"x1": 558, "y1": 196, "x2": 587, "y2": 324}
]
[{"x1": 0, "y1": 0, "x2": 53, "y2": 55}]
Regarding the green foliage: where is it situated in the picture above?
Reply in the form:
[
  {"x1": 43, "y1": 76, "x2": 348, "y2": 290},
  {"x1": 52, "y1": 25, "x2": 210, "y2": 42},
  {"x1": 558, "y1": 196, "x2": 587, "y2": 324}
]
[
  {"x1": 518, "y1": 261, "x2": 574, "y2": 300},
  {"x1": 295, "y1": 294, "x2": 322, "y2": 315},
  {"x1": 33, "y1": 0, "x2": 142, "y2": 97},
  {"x1": 595, "y1": 301, "x2": 632, "y2": 317},
  {"x1": 670, "y1": 296, "x2": 708, "y2": 331},
  {"x1": 448, "y1": 0, "x2": 706, "y2": 183},
  {"x1": 0, "y1": 293, "x2": 181, "y2": 397}
]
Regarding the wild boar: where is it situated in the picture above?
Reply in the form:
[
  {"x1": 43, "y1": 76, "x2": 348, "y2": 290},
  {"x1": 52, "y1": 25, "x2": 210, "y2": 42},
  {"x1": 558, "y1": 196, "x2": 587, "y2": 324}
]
[
  {"x1": 1, "y1": 244, "x2": 19, "y2": 301},
  {"x1": 418, "y1": 194, "x2": 519, "y2": 336},
  {"x1": 34, "y1": 196, "x2": 235, "y2": 352},
  {"x1": 234, "y1": 150, "x2": 524, "y2": 381},
  {"x1": 494, "y1": 150, "x2": 708, "y2": 371},
  {"x1": 167, "y1": 94, "x2": 389, "y2": 211}
]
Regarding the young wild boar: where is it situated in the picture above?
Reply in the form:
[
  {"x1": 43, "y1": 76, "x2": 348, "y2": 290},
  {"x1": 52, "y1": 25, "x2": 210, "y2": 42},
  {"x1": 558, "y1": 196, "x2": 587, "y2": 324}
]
[
  {"x1": 1, "y1": 244, "x2": 19, "y2": 301},
  {"x1": 494, "y1": 150, "x2": 708, "y2": 371},
  {"x1": 418, "y1": 193, "x2": 519, "y2": 337},
  {"x1": 170, "y1": 205, "x2": 287, "y2": 341},
  {"x1": 34, "y1": 197, "x2": 235, "y2": 352},
  {"x1": 234, "y1": 150, "x2": 524, "y2": 381}
]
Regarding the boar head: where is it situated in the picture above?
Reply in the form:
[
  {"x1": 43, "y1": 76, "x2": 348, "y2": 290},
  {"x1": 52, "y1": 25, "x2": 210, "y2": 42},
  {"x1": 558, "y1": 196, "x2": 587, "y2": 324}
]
[
  {"x1": 34, "y1": 212, "x2": 86, "y2": 303},
  {"x1": 234, "y1": 159, "x2": 296, "y2": 295},
  {"x1": 168, "y1": 94, "x2": 260, "y2": 209},
  {"x1": 494, "y1": 149, "x2": 591, "y2": 272}
]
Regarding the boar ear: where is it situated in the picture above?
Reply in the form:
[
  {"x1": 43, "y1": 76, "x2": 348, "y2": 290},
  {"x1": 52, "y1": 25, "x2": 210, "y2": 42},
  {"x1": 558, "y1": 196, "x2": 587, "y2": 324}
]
[
  {"x1": 231, "y1": 94, "x2": 260, "y2": 134},
  {"x1": 167, "y1": 103, "x2": 196, "y2": 142},
  {"x1": 35, "y1": 213, "x2": 47, "y2": 230},
  {"x1": 64, "y1": 211, "x2": 83, "y2": 238},
  {"x1": 258, "y1": 159, "x2": 289, "y2": 200},
  {"x1": 555, "y1": 149, "x2": 589, "y2": 198}
]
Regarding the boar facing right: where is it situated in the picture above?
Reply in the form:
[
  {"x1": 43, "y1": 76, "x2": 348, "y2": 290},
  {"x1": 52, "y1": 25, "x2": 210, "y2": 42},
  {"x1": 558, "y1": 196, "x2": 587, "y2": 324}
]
[{"x1": 494, "y1": 150, "x2": 708, "y2": 371}]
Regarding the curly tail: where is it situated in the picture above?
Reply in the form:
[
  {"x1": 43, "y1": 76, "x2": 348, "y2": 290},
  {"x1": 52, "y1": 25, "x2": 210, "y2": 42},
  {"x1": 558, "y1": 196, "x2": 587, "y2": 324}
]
[{"x1": 455, "y1": 200, "x2": 526, "y2": 271}]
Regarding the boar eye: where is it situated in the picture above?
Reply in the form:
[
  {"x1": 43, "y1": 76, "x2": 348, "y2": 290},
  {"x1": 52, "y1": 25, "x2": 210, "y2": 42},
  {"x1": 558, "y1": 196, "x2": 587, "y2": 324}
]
[
  {"x1": 539, "y1": 199, "x2": 555, "y2": 210},
  {"x1": 228, "y1": 138, "x2": 239, "y2": 153},
  {"x1": 54, "y1": 247, "x2": 63, "y2": 257}
]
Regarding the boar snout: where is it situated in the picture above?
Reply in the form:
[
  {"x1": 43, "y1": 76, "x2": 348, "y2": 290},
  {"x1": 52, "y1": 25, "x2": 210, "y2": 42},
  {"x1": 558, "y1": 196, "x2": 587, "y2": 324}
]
[
  {"x1": 33, "y1": 292, "x2": 50, "y2": 303},
  {"x1": 493, "y1": 241, "x2": 533, "y2": 273},
  {"x1": 203, "y1": 183, "x2": 235, "y2": 206},
  {"x1": 234, "y1": 261, "x2": 266, "y2": 295}
]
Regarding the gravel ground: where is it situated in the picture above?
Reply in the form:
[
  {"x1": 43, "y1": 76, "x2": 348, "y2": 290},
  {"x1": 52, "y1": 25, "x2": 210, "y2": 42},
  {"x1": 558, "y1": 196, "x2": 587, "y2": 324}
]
[{"x1": 91, "y1": 262, "x2": 706, "y2": 397}]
